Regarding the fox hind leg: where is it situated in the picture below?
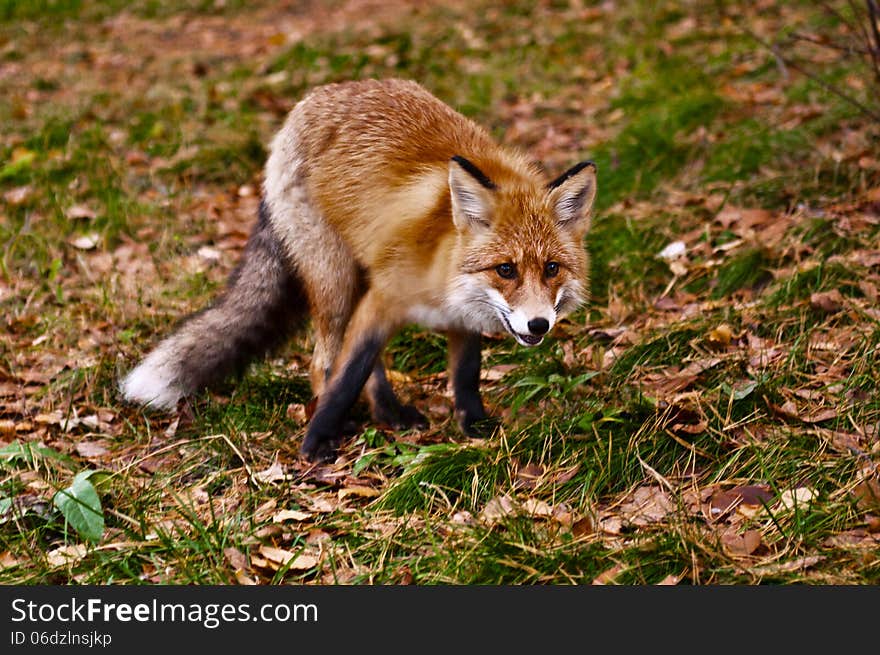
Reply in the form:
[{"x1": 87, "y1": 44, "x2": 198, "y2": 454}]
[{"x1": 365, "y1": 360, "x2": 428, "y2": 431}]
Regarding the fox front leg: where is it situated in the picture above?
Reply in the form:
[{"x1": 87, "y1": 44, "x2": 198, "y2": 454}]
[{"x1": 447, "y1": 330, "x2": 497, "y2": 438}]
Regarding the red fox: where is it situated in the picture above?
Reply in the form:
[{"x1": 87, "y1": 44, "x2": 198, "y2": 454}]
[{"x1": 121, "y1": 79, "x2": 597, "y2": 461}]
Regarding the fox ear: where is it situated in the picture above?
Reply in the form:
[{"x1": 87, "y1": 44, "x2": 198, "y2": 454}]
[
  {"x1": 547, "y1": 161, "x2": 597, "y2": 235},
  {"x1": 449, "y1": 156, "x2": 496, "y2": 231}
]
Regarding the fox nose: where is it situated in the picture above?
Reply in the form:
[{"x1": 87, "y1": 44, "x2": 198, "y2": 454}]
[{"x1": 527, "y1": 317, "x2": 550, "y2": 336}]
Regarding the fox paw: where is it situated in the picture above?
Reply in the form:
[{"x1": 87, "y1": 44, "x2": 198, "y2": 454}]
[
  {"x1": 299, "y1": 431, "x2": 343, "y2": 463},
  {"x1": 456, "y1": 409, "x2": 499, "y2": 439}
]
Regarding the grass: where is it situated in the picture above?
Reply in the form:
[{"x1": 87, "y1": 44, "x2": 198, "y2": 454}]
[{"x1": 1, "y1": 0, "x2": 879, "y2": 586}]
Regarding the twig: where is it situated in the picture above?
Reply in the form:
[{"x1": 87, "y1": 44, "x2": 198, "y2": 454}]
[
  {"x1": 741, "y1": 22, "x2": 880, "y2": 122},
  {"x1": 789, "y1": 30, "x2": 873, "y2": 56}
]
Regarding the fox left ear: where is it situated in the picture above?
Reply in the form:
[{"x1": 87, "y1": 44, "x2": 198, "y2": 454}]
[
  {"x1": 547, "y1": 161, "x2": 597, "y2": 235},
  {"x1": 449, "y1": 155, "x2": 496, "y2": 231}
]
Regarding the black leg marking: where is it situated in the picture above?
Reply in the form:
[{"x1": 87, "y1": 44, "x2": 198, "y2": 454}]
[
  {"x1": 300, "y1": 335, "x2": 384, "y2": 462},
  {"x1": 450, "y1": 332, "x2": 496, "y2": 438},
  {"x1": 367, "y1": 361, "x2": 428, "y2": 431}
]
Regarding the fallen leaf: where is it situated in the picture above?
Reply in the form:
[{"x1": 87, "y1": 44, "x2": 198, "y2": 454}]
[
  {"x1": 852, "y1": 479, "x2": 880, "y2": 512},
  {"x1": 810, "y1": 289, "x2": 844, "y2": 313},
  {"x1": 721, "y1": 528, "x2": 763, "y2": 557},
  {"x1": 309, "y1": 497, "x2": 336, "y2": 513},
  {"x1": 253, "y1": 461, "x2": 291, "y2": 484},
  {"x1": 751, "y1": 556, "x2": 824, "y2": 576},
  {"x1": 69, "y1": 233, "x2": 100, "y2": 250},
  {"x1": 480, "y1": 495, "x2": 517, "y2": 524},
  {"x1": 658, "y1": 240, "x2": 686, "y2": 260},
  {"x1": 338, "y1": 486, "x2": 380, "y2": 501},
  {"x1": 571, "y1": 515, "x2": 594, "y2": 537},
  {"x1": 74, "y1": 441, "x2": 109, "y2": 458},
  {"x1": 823, "y1": 529, "x2": 880, "y2": 549},
  {"x1": 482, "y1": 363, "x2": 519, "y2": 382},
  {"x1": 618, "y1": 485, "x2": 674, "y2": 526},
  {"x1": 656, "y1": 574, "x2": 681, "y2": 585},
  {"x1": 521, "y1": 498, "x2": 554, "y2": 518},
  {"x1": 598, "y1": 515, "x2": 623, "y2": 535},
  {"x1": 777, "y1": 487, "x2": 817, "y2": 511},
  {"x1": 706, "y1": 323, "x2": 733, "y2": 348},
  {"x1": 514, "y1": 462, "x2": 544, "y2": 489},
  {"x1": 197, "y1": 246, "x2": 221, "y2": 262},
  {"x1": 708, "y1": 484, "x2": 774, "y2": 520},
  {"x1": 715, "y1": 206, "x2": 773, "y2": 232},
  {"x1": 46, "y1": 544, "x2": 88, "y2": 567},
  {"x1": 65, "y1": 204, "x2": 97, "y2": 220},
  {"x1": 769, "y1": 399, "x2": 838, "y2": 424},
  {"x1": 272, "y1": 509, "x2": 312, "y2": 523},
  {"x1": 4, "y1": 185, "x2": 31, "y2": 204},
  {"x1": 223, "y1": 547, "x2": 248, "y2": 571},
  {"x1": 0, "y1": 551, "x2": 23, "y2": 567},
  {"x1": 592, "y1": 563, "x2": 625, "y2": 585},
  {"x1": 257, "y1": 545, "x2": 318, "y2": 571},
  {"x1": 234, "y1": 569, "x2": 258, "y2": 585}
]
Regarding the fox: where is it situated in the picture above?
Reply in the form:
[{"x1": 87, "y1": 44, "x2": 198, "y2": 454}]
[{"x1": 120, "y1": 78, "x2": 597, "y2": 462}]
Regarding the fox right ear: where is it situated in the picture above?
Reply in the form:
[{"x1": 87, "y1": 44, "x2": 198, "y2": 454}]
[{"x1": 449, "y1": 156, "x2": 496, "y2": 231}]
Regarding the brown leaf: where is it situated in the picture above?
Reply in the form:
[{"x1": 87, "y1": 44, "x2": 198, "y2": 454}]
[
  {"x1": 571, "y1": 515, "x2": 594, "y2": 537},
  {"x1": 521, "y1": 498, "x2": 554, "y2": 518},
  {"x1": 618, "y1": 485, "x2": 674, "y2": 526},
  {"x1": 256, "y1": 546, "x2": 318, "y2": 571},
  {"x1": 482, "y1": 363, "x2": 519, "y2": 382},
  {"x1": 253, "y1": 461, "x2": 291, "y2": 485},
  {"x1": 46, "y1": 544, "x2": 88, "y2": 568},
  {"x1": 69, "y1": 233, "x2": 100, "y2": 250},
  {"x1": 74, "y1": 441, "x2": 109, "y2": 458},
  {"x1": 272, "y1": 509, "x2": 312, "y2": 523},
  {"x1": 721, "y1": 528, "x2": 763, "y2": 557},
  {"x1": 4, "y1": 185, "x2": 31, "y2": 204},
  {"x1": 751, "y1": 556, "x2": 824, "y2": 576},
  {"x1": 592, "y1": 563, "x2": 626, "y2": 585},
  {"x1": 548, "y1": 463, "x2": 580, "y2": 485},
  {"x1": 707, "y1": 484, "x2": 773, "y2": 521},
  {"x1": 853, "y1": 479, "x2": 880, "y2": 512},
  {"x1": 769, "y1": 399, "x2": 838, "y2": 424},
  {"x1": 733, "y1": 484, "x2": 774, "y2": 507},
  {"x1": 810, "y1": 289, "x2": 845, "y2": 313},
  {"x1": 706, "y1": 323, "x2": 733, "y2": 348},
  {"x1": 480, "y1": 495, "x2": 517, "y2": 524},
  {"x1": 234, "y1": 569, "x2": 258, "y2": 585},
  {"x1": 514, "y1": 462, "x2": 544, "y2": 489},
  {"x1": 65, "y1": 204, "x2": 97, "y2": 220},
  {"x1": 338, "y1": 486, "x2": 380, "y2": 501},
  {"x1": 715, "y1": 206, "x2": 774, "y2": 232},
  {"x1": 223, "y1": 547, "x2": 249, "y2": 571},
  {"x1": 777, "y1": 487, "x2": 817, "y2": 510},
  {"x1": 0, "y1": 551, "x2": 23, "y2": 568}
]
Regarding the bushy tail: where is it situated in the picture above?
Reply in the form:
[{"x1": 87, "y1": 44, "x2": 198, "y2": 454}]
[{"x1": 120, "y1": 200, "x2": 308, "y2": 411}]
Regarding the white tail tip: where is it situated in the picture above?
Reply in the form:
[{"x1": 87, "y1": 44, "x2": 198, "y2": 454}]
[{"x1": 120, "y1": 356, "x2": 183, "y2": 412}]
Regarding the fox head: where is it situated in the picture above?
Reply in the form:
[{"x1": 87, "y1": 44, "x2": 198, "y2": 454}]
[{"x1": 447, "y1": 155, "x2": 596, "y2": 347}]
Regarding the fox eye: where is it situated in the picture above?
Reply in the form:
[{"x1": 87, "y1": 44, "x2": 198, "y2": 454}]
[
  {"x1": 496, "y1": 263, "x2": 516, "y2": 279},
  {"x1": 544, "y1": 261, "x2": 560, "y2": 278}
]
